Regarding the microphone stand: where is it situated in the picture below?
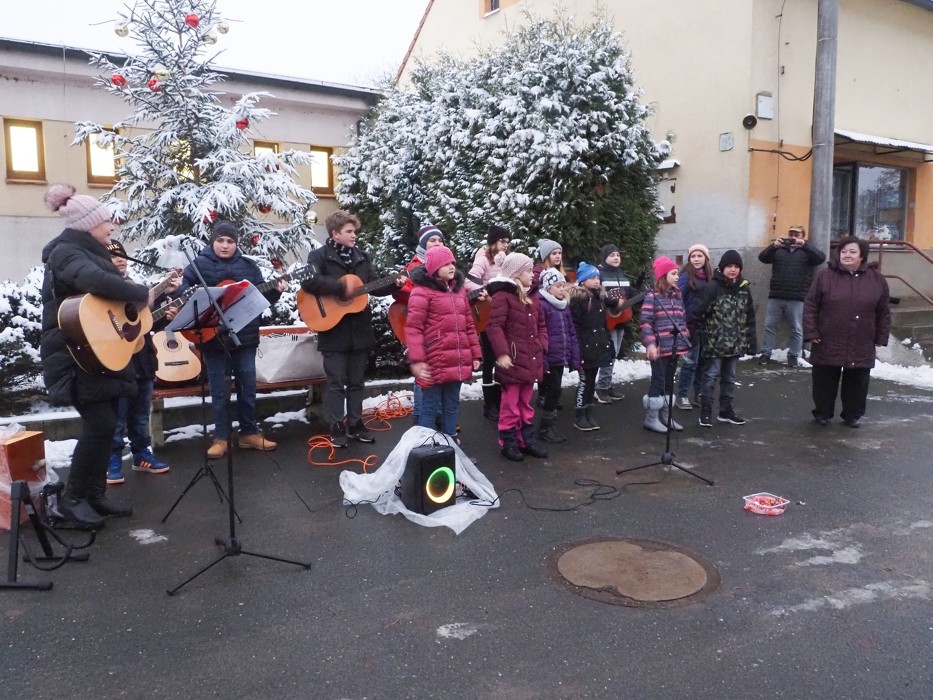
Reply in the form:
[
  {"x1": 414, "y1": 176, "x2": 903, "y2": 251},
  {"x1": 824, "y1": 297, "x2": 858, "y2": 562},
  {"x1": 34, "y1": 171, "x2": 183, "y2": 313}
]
[
  {"x1": 167, "y1": 240, "x2": 310, "y2": 595},
  {"x1": 617, "y1": 280, "x2": 713, "y2": 486}
]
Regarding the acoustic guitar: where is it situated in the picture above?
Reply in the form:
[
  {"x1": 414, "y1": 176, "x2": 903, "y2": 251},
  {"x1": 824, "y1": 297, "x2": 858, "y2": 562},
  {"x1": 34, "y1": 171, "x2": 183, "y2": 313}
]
[
  {"x1": 296, "y1": 271, "x2": 402, "y2": 333},
  {"x1": 146, "y1": 290, "x2": 202, "y2": 385},
  {"x1": 605, "y1": 290, "x2": 646, "y2": 330},
  {"x1": 180, "y1": 266, "x2": 315, "y2": 344},
  {"x1": 57, "y1": 270, "x2": 181, "y2": 374},
  {"x1": 388, "y1": 286, "x2": 489, "y2": 345}
]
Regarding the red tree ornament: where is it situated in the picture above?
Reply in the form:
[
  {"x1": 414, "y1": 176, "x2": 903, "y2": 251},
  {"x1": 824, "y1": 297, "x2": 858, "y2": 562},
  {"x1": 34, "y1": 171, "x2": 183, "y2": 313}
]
[
  {"x1": 251, "y1": 234, "x2": 261, "y2": 246},
  {"x1": 185, "y1": 14, "x2": 200, "y2": 28},
  {"x1": 111, "y1": 74, "x2": 127, "y2": 87},
  {"x1": 236, "y1": 118, "x2": 249, "y2": 130},
  {"x1": 203, "y1": 210, "x2": 217, "y2": 223},
  {"x1": 271, "y1": 258, "x2": 283, "y2": 270},
  {"x1": 259, "y1": 204, "x2": 271, "y2": 214},
  {"x1": 147, "y1": 78, "x2": 161, "y2": 92}
]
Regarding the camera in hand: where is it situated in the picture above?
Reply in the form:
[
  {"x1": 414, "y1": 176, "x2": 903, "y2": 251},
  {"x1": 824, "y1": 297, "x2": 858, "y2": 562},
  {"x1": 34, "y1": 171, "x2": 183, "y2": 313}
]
[{"x1": 781, "y1": 237, "x2": 797, "y2": 246}]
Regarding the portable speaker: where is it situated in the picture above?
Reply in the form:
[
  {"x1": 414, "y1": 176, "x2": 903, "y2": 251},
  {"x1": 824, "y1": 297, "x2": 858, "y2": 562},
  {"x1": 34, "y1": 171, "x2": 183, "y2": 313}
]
[{"x1": 399, "y1": 444, "x2": 457, "y2": 515}]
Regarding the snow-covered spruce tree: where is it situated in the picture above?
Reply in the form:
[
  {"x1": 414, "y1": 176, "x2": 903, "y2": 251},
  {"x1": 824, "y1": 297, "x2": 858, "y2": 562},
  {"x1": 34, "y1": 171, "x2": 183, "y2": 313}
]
[
  {"x1": 73, "y1": 0, "x2": 318, "y2": 264},
  {"x1": 0, "y1": 268, "x2": 44, "y2": 414},
  {"x1": 335, "y1": 14, "x2": 670, "y2": 269}
]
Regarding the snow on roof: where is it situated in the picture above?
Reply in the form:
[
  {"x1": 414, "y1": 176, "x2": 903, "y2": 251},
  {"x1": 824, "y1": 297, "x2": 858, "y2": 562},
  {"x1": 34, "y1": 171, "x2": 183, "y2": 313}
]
[
  {"x1": 835, "y1": 129, "x2": 933, "y2": 155},
  {"x1": 657, "y1": 159, "x2": 681, "y2": 170}
]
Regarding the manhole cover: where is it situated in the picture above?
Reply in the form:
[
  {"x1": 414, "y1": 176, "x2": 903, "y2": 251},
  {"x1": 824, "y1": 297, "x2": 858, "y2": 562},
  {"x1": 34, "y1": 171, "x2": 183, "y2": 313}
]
[{"x1": 547, "y1": 537, "x2": 720, "y2": 608}]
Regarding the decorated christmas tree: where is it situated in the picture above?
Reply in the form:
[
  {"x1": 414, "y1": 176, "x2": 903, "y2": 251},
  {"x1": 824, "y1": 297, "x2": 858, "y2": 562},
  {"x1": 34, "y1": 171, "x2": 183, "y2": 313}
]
[{"x1": 73, "y1": 0, "x2": 318, "y2": 266}]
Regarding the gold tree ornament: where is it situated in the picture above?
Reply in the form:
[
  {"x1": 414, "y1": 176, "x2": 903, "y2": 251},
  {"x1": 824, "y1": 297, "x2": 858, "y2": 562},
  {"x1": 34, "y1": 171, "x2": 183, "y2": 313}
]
[
  {"x1": 114, "y1": 22, "x2": 130, "y2": 37},
  {"x1": 201, "y1": 30, "x2": 218, "y2": 45},
  {"x1": 303, "y1": 209, "x2": 318, "y2": 226},
  {"x1": 153, "y1": 64, "x2": 171, "y2": 81},
  {"x1": 215, "y1": 22, "x2": 230, "y2": 34}
]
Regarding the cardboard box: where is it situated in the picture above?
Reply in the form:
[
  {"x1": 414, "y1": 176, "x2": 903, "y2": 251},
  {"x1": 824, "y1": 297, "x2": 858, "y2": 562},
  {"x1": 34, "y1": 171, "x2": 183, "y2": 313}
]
[{"x1": 0, "y1": 430, "x2": 47, "y2": 485}]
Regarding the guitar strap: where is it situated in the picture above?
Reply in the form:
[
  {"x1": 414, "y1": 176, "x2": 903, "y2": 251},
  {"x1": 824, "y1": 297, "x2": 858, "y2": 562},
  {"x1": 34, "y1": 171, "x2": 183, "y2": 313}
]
[{"x1": 465, "y1": 272, "x2": 484, "y2": 286}]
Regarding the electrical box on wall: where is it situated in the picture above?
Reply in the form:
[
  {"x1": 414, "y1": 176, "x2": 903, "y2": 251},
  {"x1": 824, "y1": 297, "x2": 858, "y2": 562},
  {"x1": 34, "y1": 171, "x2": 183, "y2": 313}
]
[
  {"x1": 719, "y1": 132, "x2": 735, "y2": 151},
  {"x1": 756, "y1": 92, "x2": 774, "y2": 120}
]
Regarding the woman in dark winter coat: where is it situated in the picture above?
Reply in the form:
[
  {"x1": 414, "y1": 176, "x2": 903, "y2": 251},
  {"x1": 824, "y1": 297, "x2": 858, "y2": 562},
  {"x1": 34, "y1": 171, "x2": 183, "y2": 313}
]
[
  {"x1": 595, "y1": 243, "x2": 632, "y2": 403},
  {"x1": 40, "y1": 184, "x2": 178, "y2": 527},
  {"x1": 176, "y1": 220, "x2": 286, "y2": 458},
  {"x1": 405, "y1": 246, "x2": 482, "y2": 438},
  {"x1": 537, "y1": 268, "x2": 580, "y2": 442},
  {"x1": 569, "y1": 262, "x2": 613, "y2": 431},
  {"x1": 804, "y1": 236, "x2": 891, "y2": 428},
  {"x1": 485, "y1": 251, "x2": 549, "y2": 461},
  {"x1": 640, "y1": 257, "x2": 691, "y2": 433}
]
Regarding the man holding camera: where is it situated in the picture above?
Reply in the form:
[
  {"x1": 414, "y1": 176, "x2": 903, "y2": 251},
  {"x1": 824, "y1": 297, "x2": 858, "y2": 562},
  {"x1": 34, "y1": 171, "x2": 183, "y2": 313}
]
[{"x1": 757, "y1": 225, "x2": 826, "y2": 368}]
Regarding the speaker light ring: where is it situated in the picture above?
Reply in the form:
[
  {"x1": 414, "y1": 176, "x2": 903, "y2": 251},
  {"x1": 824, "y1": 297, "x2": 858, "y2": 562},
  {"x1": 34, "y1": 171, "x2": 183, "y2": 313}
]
[{"x1": 425, "y1": 466, "x2": 455, "y2": 504}]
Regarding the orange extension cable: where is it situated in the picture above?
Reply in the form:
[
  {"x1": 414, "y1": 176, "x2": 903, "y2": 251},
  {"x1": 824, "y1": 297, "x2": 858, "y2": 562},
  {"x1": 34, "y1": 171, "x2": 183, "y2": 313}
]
[{"x1": 306, "y1": 391, "x2": 413, "y2": 473}]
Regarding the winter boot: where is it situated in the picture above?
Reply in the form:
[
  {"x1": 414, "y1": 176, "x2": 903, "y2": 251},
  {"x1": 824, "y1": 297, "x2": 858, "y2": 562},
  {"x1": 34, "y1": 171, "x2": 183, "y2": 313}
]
[
  {"x1": 642, "y1": 395, "x2": 669, "y2": 434},
  {"x1": 786, "y1": 354, "x2": 799, "y2": 368},
  {"x1": 584, "y1": 404, "x2": 601, "y2": 430},
  {"x1": 574, "y1": 407, "x2": 595, "y2": 431},
  {"x1": 61, "y1": 468, "x2": 106, "y2": 528},
  {"x1": 538, "y1": 410, "x2": 567, "y2": 443},
  {"x1": 483, "y1": 384, "x2": 501, "y2": 421},
  {"x1": 520, "y1": 423, "x2": 548, "y2": 458},
  {"x1": 608, "y1": 385, "x2": 626, "y2": 401},
  {"x1": 660, "y1": 400, "x2": 684, "y2": 431},
  {"x1": 87, "y1": 459, "x2": 133, "y2": 518},
  {"x1": 498, "y1": 429, "x2": 524, "y2": 462}
]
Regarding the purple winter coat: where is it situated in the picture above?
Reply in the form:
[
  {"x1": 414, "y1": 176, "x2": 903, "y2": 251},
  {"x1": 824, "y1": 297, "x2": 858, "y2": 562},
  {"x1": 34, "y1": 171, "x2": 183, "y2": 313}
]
[
  {"x1": 539, "y1": 295, "x2": 580, "y2": 370},
  {"x1": 405, "y1": 267, "x2": 482, "y2": 386},
  {"x1": 485, "y1": 280, "x2": 548, "y2": 385},
  {"x1": 804, "y1": 260, "x2": 891, "y2": 369}
]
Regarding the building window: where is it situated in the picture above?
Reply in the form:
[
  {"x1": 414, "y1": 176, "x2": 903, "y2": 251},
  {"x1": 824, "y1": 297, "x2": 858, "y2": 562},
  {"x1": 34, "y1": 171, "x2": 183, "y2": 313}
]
[
  {"x1": 309, "y1": 146, "x2": 334, "y2": 196},
  {"x1": 254, "y1": 140, "x2": 279, "y2": 157},
  {"x1": 832, "y1": 163, "x2": 908, "y2": 240},
  {"x1": 87, "y1": 129, "x2": 118, "y2": 185},
  {"x1": 488, "y1": 0, "x2": 501, "y2": 12},
  {"x1": 4, "y1": 118, "x2": 46, "y2": 182}
]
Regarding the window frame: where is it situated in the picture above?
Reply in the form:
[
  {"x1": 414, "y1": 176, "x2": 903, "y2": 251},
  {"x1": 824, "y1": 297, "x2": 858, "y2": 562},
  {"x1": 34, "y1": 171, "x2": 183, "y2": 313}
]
[
  {"x1": 253, "y1": 140, "x2": 280, "y2": 157},
  {"x1": 308, "y1": 145, "x2": 335, "y2": 197},
  {"x1": 4, "y1": 117, "x2": 46, "y2": 183},
  {"x1": 832, "y1": 161, "x2": 910, "y2": 241},
  {"x1": 86, "y1": 128, "x2": 120, "y2": 186}
]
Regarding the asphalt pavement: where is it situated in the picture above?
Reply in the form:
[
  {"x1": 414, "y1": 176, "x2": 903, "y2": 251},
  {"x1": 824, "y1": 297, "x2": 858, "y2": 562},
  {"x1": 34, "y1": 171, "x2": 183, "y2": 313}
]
[{"x1": 3, "y1": 362, "x2": 933, "y2": 699}]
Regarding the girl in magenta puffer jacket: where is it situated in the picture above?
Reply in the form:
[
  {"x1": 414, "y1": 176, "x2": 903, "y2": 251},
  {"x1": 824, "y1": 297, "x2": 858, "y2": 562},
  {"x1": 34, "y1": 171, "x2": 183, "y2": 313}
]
[
  {"x1": 485, "y1": 251, "x2": 549, "y2": 462},
  {"x1": 405, "y1": 246, "x2": 482, "y2": 438}
]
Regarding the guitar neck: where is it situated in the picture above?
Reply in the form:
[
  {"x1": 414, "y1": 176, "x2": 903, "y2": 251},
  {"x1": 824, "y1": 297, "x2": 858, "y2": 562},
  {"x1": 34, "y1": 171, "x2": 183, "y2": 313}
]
[
  {"x1": 352, "y1": 273, "x2": 399, "y2": 297},
  {"x1": 467, "y1": 286, "x2": 486, "y2": 301},
  {"x1": 149, "y1": 269, "x2": 181, "y2": 299},
  {"x1": 256, "y1": 266, "x2": 311, "y2": 294}
]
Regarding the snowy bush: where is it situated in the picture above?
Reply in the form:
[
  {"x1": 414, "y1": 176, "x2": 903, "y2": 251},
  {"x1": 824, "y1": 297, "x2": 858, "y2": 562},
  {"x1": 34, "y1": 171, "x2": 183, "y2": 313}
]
[
  {"x1": 336, "y1": 13, "x2": 670, "y2": 272},
  {"x1": 0, "y1": 268, "x2": 44, "y2": 413}
]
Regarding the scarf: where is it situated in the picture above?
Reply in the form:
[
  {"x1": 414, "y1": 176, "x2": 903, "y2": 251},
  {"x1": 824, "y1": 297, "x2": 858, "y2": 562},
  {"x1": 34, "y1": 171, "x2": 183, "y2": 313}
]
[
  {"x1": 326, "y1": 236, "x2": 355, "y2": 266},
  {"x1": 539, "y1": 286, "x2": 568, "y2": 309}
]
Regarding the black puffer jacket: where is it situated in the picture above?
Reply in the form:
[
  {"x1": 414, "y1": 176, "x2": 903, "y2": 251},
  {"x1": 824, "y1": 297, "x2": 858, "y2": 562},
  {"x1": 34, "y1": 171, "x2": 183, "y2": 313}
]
[
  {"x1": 569, "y1": 286, "x2": 614, "y2": 368},
  {"x1": 40, "y1": 229, "x2": 150, "y2": 406},
  {"x1": 176, "y1": 246, "x2": 279, "y2": 349},
  {"x1": 758, "y1": 242, "x2": 826, "y2": 301},
  {"x1": 301, "y1": 242, "x2": 396, "y2": 352}
]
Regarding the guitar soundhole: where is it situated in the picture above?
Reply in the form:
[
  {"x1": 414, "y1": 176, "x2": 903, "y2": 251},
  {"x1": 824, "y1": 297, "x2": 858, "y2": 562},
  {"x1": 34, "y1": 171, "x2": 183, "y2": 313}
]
[
  {"x1": 124, "y1": 304, "x2": 139, "y2": 323},
  {"x1": 167, "y1": 340, "x2": 179, "y2": 350}
]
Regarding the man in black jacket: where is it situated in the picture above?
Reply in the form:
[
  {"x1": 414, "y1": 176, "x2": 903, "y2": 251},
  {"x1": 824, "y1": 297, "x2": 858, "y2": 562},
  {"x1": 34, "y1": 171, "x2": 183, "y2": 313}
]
[
  {"x1": 41, "y1": 184, "x2": 179, "y2": 528},
  {"x1": 301, "y1": 211, "x2": 404, "y2": 447},
  {"x1": 757, "y1": 225, "x2": 826, "y2": 368}
]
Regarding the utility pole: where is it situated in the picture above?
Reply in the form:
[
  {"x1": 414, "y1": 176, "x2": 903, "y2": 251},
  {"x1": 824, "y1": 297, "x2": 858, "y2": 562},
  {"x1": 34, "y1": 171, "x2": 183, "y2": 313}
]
[{"x1": 808, "y1": 0, "x2": 839, "y2": 260}]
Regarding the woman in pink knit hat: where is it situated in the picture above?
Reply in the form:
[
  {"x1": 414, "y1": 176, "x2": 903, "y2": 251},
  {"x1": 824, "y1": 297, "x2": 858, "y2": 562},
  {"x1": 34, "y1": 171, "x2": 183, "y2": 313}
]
[{"x1": 676, "y1": 243, "x2": 713, "y2": 409}]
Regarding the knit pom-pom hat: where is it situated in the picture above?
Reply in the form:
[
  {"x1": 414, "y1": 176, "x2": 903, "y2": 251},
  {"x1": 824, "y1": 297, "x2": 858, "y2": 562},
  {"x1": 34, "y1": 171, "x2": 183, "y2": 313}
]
[
  {"x1": 417, "y1": 223, "x2": 444, "y2": 251},
  {"x1": 576, "y1": 261, "x2": 600, "y2": 284},
  {"x1": 495, "y1": 251, "x2": 533, "y2": 279},
  {"x1": 538, "y1": 267, "x2": 564, "y2": 291},
  {"x1": 425, "y1": 245, "x2": 456, "y2": 276},
  {"x1": 718, "y1": 249, "x2": 744, "y2": 270},
  {"x1": 687, "y1": 243, "x2": 710, "y2": 262},
  {"x1": 652, "y1": 256, "x2": 678, "y2": 280},
  {"x1": 44, "y1": 184, "x2": 111, "y2": 232}
]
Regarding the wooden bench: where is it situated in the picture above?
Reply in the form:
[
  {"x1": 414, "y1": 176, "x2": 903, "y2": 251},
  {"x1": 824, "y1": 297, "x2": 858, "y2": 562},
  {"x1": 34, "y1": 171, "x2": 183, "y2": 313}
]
[{"x1": 150, "y1": 377, "x2": 326, "y2": 447}]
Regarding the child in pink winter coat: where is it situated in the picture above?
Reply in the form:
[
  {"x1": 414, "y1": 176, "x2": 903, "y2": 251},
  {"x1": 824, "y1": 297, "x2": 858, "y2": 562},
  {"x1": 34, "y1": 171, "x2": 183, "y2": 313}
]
[{"x1": 405, "y1": 245, "x2": 482, "y2": 438}]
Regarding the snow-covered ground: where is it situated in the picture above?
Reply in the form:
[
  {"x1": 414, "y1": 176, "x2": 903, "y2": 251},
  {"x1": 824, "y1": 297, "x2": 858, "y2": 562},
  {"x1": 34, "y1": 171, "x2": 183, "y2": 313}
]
[{"x1": 3, "y1": 349, "x2": 931, "y2": 474}]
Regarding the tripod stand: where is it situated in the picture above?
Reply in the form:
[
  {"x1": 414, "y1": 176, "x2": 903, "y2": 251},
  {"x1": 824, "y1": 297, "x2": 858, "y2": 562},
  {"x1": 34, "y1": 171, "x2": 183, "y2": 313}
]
[
  {"x1": 166, "y1": 245, "x2": 310, "y2": 595},
  {"x1": 161, "y1": 299, "x2": 240, "y2": 525},
  {"x1": 616, "y1": 289, "x2": 713, "y2": 486}
]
